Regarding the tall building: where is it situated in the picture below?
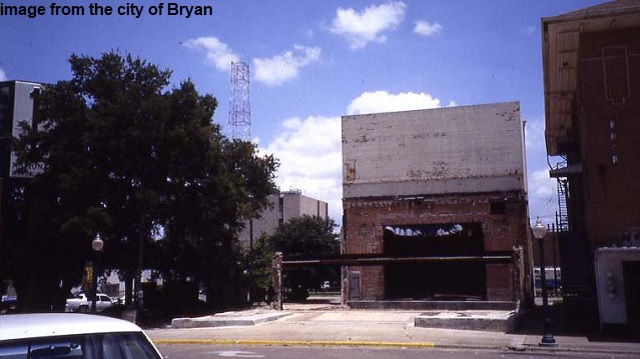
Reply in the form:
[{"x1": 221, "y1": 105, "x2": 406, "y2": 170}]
[
  {"x1": 238, "y1": 190, "x2": 329, "y2": 248},
  {"x1": 0, "y1": 80, "x2": 43, "y2": 296},
  {"x1": 0, "y1": 80, "x2": 43, "y2": 178},
  {"x1": 341, "y1": 102, "x2": 531, "y2": 305},
  {"x1": 542, "y1": 0, "x2": 640, "y2": 332}
]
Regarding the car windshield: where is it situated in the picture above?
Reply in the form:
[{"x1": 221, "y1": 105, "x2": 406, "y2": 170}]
[{"x1": 0, "y1": 332, "x2": 160, "y2": 359}]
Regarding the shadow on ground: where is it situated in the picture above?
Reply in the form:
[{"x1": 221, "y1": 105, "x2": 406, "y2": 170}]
[{"x1": 513, "y1": 303, "x2": 640, "y2": 343}]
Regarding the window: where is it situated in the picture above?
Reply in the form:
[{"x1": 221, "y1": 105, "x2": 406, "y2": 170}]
[
  {"x1": 602, "y1": 46, "x2": 630, "y2": 105},
  {"x1": 0, "y1": 333, "x2": 160, "y2": 359}
]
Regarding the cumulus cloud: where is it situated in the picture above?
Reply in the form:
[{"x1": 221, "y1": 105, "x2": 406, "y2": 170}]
[
  {"x1": 265, "y1": 116, "x2": 343, "y2": 222},
  {"x1": 528, "y1": 169, "x2": 558, "y2": 221},
  {"x1": 524, "y1": 118, "x2": 546, "y2": 154},
  {"x1": 329, "y1": 1, "x2": 406, "y2": 49},
  {"x1": 414, "y1": 20, "x2": 443, "y2": 37},
  {"x1": 347, "y1": 90, "x2": 442, "y2": 115},
  {"x1": 0, "y1": 68, "x2": 6, "y2": 81},
  {"x1": 253, "y1": 45, "x2": 321, "y2": 86},
  {"x1": 183, "y1": 36, "x2": 240, "y2": 72}
]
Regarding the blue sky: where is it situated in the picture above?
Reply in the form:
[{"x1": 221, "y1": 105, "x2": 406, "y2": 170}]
[{"x1": 0, "y1": 0, "x2": 606, "y2": 227}]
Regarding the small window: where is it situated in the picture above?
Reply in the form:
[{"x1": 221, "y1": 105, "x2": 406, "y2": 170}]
[
  {"x1": 490, "y1": 201, "x2": 506, "y2": 215},
  {"x1": 602, "y1": 46, "x2": 630, "y2": 104},
  {"x1": 0, "y1": 344, "x2": 28, "y2": 359}
]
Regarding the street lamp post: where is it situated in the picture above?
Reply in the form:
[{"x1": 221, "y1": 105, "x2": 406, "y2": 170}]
[
  {"x1": 90, "y1": 233, "x2": 104, "y2": 313},
  {"x1": 532, "y1": 218, "x2": 557, "y2": 346}
]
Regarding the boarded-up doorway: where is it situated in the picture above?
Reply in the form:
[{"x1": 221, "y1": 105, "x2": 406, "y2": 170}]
[
  {"x1": 383, "y1": 223, "x2": 486, "y2": 300},
  {"x1": 349, "y1": 271, "x2": 361, "y2": 300},
  {"x1": 623, "y1": 261, "x2": 640, "y2": 330}
]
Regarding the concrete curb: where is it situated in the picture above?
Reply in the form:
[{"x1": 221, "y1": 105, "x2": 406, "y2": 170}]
[
  {"x1": 154, "y1": 338, "x2": 437, "y2": 349},
  {"x1": 153, "y1": 338, "x2": 640, "y2": 355}
]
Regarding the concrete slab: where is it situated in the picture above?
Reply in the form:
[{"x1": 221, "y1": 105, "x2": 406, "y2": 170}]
[
  {"x1": 171, "y1": 309, "x2": 290, "y2": 329},
  {"x1": 415, "y1": 310, "x2": 517, "y2": 332},
  {"x1": 349, "y1": 300, "x2": 518, "y2": 311}
]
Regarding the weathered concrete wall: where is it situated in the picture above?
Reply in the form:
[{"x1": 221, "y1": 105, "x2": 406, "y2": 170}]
[
  {"x1": 298, "y1": 193, "x2": 328, "y2": 218},
  {"x1": 238, "y1": 191, "x2": 328, "y2": 248},
  {"x1": 342, "y1": 102, "x2": 525, "y2": 198}
]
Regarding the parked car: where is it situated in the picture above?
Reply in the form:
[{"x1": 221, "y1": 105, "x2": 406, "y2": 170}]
[
  {"x1": 65, "y1": 293, "x2": 114, "y2": 313},
  {"x1": 0, "y1": 313, "x2": 163, "y2": 359},
  {"x1": 1, "y1": 295, "x2": 17, "y2": 313}
]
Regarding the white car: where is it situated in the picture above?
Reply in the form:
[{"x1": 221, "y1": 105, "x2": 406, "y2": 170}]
[
  {"x1": 0, "y1": 313, "x2": 163, "y2": 359},
  {"x1": 65, "y1": 293, "x2": 114, "y2": 313}
]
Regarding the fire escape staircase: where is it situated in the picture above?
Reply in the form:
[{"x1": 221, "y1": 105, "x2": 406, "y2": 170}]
[
  {"x1": 551, "y1": 160, "x2": 594, "y2": 315},
  {"x1": 557, "y1": 178, "x2": 569, "y2": 232}
]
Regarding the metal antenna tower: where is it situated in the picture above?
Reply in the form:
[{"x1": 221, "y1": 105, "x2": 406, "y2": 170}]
[{"x1": 229, "y1": 61, "x2": 251, "y2": 140}]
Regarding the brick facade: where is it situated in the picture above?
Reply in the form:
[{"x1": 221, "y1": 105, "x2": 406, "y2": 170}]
[{"x1": 342, "y1": 192, "x2": 529, "y2": 302}]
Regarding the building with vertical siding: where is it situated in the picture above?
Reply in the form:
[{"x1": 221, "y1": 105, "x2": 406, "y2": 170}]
[{"x1": 542, "y1": 0, "x2": 640, "y2": 332}]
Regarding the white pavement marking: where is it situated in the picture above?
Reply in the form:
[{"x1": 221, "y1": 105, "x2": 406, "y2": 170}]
[{"x1": 209, "y1": 350, "x2": 265, "y2": 357}]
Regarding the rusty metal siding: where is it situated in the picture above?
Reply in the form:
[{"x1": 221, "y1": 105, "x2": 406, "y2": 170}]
[{"x1": 342, "y1": 102, "x2": 525, "y2": 198}]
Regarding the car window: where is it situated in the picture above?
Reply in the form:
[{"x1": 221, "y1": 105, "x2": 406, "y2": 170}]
[{"x1": 0, "y1": 333, "x2": 160, "y2": 359}]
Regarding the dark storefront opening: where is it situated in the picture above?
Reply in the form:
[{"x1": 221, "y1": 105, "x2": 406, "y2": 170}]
[
  {"x1": 623, "y1": 261, "x2": 640, "y2": 331},
  {"x1": 383, "y1": 223, "x2": 486, "y2": 300}
]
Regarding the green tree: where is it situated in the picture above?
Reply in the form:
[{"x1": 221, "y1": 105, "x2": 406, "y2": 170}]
[
  {"x1": 245, "y1": 233, "x2": 275, "y2": 303},
  {"x1": 267, "y1": 215, "x2": 340, "y2": 301},
  {"x1": 9, "y1": 51, "x2": 278, "y2": 312}
]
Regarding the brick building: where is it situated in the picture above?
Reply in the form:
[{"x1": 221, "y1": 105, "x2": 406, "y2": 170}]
[
  {"x1": 341, "y1": 102, "x2": 531, "y2": 305},
  {"x1": 542, "y1": 0, "x2": 640, "y2": 331}
]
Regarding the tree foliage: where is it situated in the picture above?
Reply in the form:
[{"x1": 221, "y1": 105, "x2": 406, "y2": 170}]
[
  {"x1": 269, "y1": 215, "x2": 340, "y2": 258},
  {"x1": 244, "y1": 233, "x2": 275, "y2": 303},
  {"x1": 7, "y1": 51, "x2": 278, "y2": 311},
  {"x1": 252, "y1": 215, "x2": 340, "y2": 301}
]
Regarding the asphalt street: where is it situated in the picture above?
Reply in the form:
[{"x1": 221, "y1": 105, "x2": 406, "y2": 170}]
[{"x1": 157, "y1": 344, "x2": 640, "y2": 359}]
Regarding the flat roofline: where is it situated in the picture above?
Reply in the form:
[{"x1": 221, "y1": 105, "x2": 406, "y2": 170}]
[{"x1": 342, "y1": 100, "x2": 520, "y2": 118}]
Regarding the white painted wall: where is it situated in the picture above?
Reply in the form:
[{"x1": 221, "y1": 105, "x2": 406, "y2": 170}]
[
  {"x1": 342, "y1": 102, "x2": 525, "y2": 198},
  {"x1": 595, "y1": 248, "x2": 640, "y2": 325}
]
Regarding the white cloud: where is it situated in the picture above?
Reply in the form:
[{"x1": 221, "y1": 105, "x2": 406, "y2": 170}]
[
  {"x1": 0, "y1": 68, "x2": 6, "y2": 81},
  {"x1": 524, "y1": 118, "x2": 546, "y2": 154},
  {"x1": 524, "y1": 118, "x2": 563, "y2": 224},
  {"x1": 183, "y1": 36, "x2": 240, "y2": 72},
  {"x1": 329, "y1": 1, "x2": 406, "y2": 49},
  {"x1": 414, "y1": 20, "x2": 443, "y2": 37},
  {"x1": 265, "y1": 116, "x2": 343, "y2": 223},
  {"x1": 528, "y1": 169, "x2": 558, "y2": 221},
  {"x1": 347, "y1": 90, "x2": 442, "y2": 115},
  {"x1": 253, "y1": 45, "x2": 321, "y2": 86},
  {"x1": 524, "y1": 25, "x2": 536, "y2": 35}
]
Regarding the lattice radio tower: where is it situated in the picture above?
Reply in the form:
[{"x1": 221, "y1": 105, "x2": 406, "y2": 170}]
[{"x1": 229, "y1": 61, "x2": 251, "y2": 140}]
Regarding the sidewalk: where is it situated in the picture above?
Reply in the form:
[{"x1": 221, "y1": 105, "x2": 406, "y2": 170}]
[{"x1": 146, "y1": 300, "x2": 640, "y2": 356}]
